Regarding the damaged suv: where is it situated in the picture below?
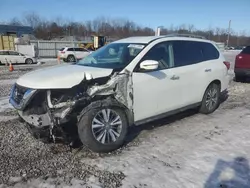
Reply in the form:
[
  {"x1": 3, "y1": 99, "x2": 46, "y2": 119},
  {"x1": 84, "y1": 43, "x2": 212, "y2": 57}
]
[{"x1": 9, "y1": 34, "x2": 231, "y2": 153}]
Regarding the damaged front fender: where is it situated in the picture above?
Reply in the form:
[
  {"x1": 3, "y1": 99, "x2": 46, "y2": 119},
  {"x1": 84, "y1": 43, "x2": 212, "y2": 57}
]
[{"x1": 87, "y1": 70, "x2": 133, "y2": 112}]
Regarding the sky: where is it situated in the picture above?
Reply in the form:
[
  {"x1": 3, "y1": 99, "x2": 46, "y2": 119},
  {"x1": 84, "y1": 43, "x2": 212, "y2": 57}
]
[{"x1": 0, "y1": 0, "x2": 250, "y2": 34}]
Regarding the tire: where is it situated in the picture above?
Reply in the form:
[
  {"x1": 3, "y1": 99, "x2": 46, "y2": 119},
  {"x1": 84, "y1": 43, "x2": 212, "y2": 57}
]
[
  {"x1": 235, "y1": 75, "x2": 246, "y2": 82},
  {"x1": 25, "y1": 58, "x2": 33, "y2": 64},
  {"x1": 67, "y1": 55, "x2": 76, "y2": 62},
  {"x1": 78, "y1": 103, "x2": 128, "y2": 153},
  {"x1": 199, "y1": 83, "x2": 220, "y2": 114}
]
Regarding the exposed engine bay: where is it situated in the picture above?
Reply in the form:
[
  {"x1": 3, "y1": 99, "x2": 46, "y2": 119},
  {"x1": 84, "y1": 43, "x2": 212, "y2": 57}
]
[{"x1": 9, "y1": 71, "x2": 134, "y2": 144}]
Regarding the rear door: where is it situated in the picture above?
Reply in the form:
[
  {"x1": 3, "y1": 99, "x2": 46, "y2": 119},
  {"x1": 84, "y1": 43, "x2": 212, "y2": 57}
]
[
  {"x1": 236, "y1": 46, "x2": 250, "y2": 68},
  {"x1": 9, "y1": 51, "x2": 25, "y2": 63},
  {"x1": 171, "y1": 40, "x2": 206, "y2": 106},
  {"x1": 78, "y1": 48, "x2": 90, "y2": 59}
]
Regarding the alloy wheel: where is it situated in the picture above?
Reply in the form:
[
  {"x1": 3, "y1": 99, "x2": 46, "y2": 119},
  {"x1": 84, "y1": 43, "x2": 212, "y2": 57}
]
[{"x1": 91, "y1": 109, "x2": 122, "y2": 144}]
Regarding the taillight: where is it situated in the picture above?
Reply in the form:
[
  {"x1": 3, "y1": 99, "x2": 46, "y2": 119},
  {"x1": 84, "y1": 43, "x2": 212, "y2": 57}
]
[
  {"x1": 223, "y1": 61, "x2": 230, "y2": 70},
  {"x1": 60, "y1": 51, "x2": 65, "y2": 54}
]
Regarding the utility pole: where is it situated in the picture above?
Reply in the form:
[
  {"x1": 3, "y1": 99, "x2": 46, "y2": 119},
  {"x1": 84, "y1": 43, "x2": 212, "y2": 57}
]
[
  {"x1": 226, "y1": 20, "x2": 231, "y2": 47},
  {"x1": 155, "y1": 26, "x2": 163, "y2": 36}
]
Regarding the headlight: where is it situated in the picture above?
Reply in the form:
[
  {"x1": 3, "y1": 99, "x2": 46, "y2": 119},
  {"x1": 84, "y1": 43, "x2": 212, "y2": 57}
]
[{"x1": 23, "y1": 89, "x2": 37, "y2": 100}]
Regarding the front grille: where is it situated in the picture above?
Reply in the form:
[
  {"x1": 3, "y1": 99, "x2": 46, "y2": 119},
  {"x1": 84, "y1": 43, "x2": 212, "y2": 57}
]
[{"x1": 13, "y1": 84, "x2": 28, "y2": 104}]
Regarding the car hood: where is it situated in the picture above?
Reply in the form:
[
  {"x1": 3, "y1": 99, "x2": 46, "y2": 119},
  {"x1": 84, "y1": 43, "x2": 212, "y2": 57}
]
[{"x1": 16, "y1": 64, "x2": 113, "y2": 89}]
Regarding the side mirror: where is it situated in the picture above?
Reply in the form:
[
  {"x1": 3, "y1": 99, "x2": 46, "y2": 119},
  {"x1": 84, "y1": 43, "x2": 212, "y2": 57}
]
[{"x1": 140, "y1": 60, "x2": 159, "y2": 71}]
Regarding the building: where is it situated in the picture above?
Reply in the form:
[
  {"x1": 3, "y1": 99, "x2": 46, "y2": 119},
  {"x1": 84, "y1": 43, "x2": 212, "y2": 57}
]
[{"x1": 0, "y1": 24, "x2": 33, "y2": 37}]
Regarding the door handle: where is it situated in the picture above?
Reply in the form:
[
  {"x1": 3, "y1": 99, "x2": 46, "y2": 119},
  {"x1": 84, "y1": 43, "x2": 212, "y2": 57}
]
[
  {"x1": 170, "y1": 75, "x2": 180, "y2": 80},
  {"x1": 205, "y1": 69, "x2": 212, "y2": 72}
]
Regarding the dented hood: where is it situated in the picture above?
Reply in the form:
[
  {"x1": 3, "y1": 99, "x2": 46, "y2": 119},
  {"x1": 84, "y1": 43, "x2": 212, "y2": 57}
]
[{"x1": 16, "y1": 64, "x2": 113, "y2": 89}]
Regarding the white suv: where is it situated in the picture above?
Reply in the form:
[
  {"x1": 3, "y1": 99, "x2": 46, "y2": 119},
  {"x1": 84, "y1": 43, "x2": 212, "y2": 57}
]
[
  {"x1": 9, "y1": 34, "x2": 231, "y2": 153},
  {"x1": 58, "y1": 47, "x2": 91, "y2": 62},
  {"x1": 0, "y1": 50, "x2": 37, "y2": 64}
]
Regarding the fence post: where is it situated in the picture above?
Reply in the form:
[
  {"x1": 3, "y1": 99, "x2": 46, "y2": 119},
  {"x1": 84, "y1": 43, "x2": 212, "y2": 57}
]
[
  {"x1": 55, "y1": 42, "x2": 57, "y2": 58},
  {"x1": 37, "y1": 41, "x2": 40, "y2": 59}
]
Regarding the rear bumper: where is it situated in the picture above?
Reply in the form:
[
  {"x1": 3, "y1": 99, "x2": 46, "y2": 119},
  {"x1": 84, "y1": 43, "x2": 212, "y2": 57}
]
[{"x1": 234, "y1": 68, "x2": 250, "y2": 76}]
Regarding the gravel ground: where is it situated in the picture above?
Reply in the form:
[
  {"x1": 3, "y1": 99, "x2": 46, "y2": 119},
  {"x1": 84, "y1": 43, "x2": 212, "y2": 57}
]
[
  {"x1": 0, "y1": 118, "x2": 126, "y2": 187},
  {"x1": 1, "y1": 53, "x2": 250, "y2": 187}
]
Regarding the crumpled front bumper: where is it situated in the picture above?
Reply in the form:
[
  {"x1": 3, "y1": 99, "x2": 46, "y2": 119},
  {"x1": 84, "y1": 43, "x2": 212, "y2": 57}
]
[{"x1": 9, "y1": 84, "x2": 52, "y2": 127}]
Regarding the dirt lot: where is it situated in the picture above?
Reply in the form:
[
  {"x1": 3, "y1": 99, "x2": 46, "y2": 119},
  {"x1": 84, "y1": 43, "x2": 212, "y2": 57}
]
[{"x1": 1, "y1": 53, "x2": 250, "y2": 188}]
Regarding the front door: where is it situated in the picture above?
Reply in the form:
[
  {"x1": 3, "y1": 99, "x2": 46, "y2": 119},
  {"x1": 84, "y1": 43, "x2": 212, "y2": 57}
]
[{"x1": 132, "y1": 41, "x2": 185, "y2": 122}]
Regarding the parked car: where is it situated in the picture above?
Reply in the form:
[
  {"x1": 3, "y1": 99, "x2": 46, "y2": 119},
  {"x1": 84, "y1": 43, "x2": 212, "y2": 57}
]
[
  {"x1": 57, "y1": 47, "x2": 92, "y2": 62},
  {"x1": 234, "y1": 46, "x2": 250, "y2": 82},
  {"x1": 0, "y1": 50, "x2": 37, "y2": 64},
  {"x1": 9, "y1": 34, "x2": 231, "y2": 153}
]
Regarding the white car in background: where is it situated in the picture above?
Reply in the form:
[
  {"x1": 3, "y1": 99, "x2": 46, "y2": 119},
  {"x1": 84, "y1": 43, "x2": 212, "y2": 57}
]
[
  {"x1": 58, "y1": 47, "x2": 92, "y2": 62},
  {"x1": 0, "y1": 50, "x2": 37, "y2": 64}
]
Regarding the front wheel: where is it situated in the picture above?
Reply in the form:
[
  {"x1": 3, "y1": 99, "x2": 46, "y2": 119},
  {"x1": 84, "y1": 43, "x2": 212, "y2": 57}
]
[
  {"x1": 199, "y1": 83, "x2": 220, "y2": 114},
  {"x1": 78, "y1": 105, "x2": 128, "y2": 153}
]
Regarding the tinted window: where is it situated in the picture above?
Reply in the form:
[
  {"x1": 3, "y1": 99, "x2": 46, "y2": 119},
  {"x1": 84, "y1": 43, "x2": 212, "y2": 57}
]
[
  {"x1": 172, "y1": 41, "x2": 203, "y2": 67},
  {"x1": 9, "y1": 51, "x2": 19, "y2": 56},
  {"x1": 139, "y1": 42, "x2": 171, "y2": 70},
  {"x1": 59, "y1": 48, "x2": 65, "y2": 51},
  {"x1": 201, "y1": 42, "x2": 220, "y2": 61},
  {"x1": 67, "y1": 48, "x2": 74, "y2": 51},
  {"x1": 78, "y1": 48, "x2": 88, "y2": 52},
  {"x1": 0, "y1": 51, "x2": 8, "y2": 55},
  {"x1": 241, "y1": 46, "x2": 250, "y2": 54}
]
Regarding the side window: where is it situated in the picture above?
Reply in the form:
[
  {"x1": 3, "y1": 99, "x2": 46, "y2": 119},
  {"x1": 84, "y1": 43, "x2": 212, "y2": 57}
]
[
  {"x1": 9, "y1": 51, "x2": 19, "y2": 56},
  {"x1": 67, "y1": 48, "x2": 74, "y2": 51},
  {"x1": 241, "y1": 46, "x2": 250, "y2": 54},
  {"x1": 137, "y1": 42, "x2": 172, "y2": 71},
  {"x1": 172, "y1": 41, "x2": 203, "y2": 67},
  {"x1": 201, "y1": 42, "x2": 220, "y2": 61},
  {"x1": 75, "y1": 48, "x2": 82, "y2": 51},
  {"x1": 0, "y1": 51, "x2": 7, "y2": 55},
  {"x1": 78, "y1": 48, "x2": 88, "y2": 52}
]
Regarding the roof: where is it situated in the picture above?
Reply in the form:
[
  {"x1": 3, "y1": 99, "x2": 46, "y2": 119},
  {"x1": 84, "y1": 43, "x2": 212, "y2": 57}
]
[{"x1": 114, "y1": 34, "x2": 209, "y2": 44}]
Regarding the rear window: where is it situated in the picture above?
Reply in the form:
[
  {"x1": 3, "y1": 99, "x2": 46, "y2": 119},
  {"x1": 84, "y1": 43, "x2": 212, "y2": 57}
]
[
  {"x1": 201, "y1": 42, "x2": 220, "y2": 61},
  {"x1": 241, "y1": 46, "x2": 250, "y2": 54},
  {"x1": 59, "y1": 48, "x2": 65, "y2": 51}
]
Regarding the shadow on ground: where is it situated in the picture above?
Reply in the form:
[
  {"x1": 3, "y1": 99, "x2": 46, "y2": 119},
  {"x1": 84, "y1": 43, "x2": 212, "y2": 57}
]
[{"x1": 204, "y1": 157, "x2": 250, "y2": 188}]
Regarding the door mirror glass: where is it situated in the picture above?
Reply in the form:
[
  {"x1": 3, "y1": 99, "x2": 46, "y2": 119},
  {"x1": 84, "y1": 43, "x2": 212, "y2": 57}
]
[{"x1": 140, "y1": 60, "x2": 159, "y2": 71}]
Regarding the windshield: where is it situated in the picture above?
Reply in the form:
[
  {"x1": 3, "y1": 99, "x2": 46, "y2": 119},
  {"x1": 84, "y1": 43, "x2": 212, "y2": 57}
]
[{"x1": 77, "y1": 43, "x2": 145, "y2": 69}]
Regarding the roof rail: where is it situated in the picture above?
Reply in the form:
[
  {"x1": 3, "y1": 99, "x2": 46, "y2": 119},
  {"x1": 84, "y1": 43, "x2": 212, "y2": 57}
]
[{"x1": 164, "y1": 33, "x2": 206, "y2": 39}]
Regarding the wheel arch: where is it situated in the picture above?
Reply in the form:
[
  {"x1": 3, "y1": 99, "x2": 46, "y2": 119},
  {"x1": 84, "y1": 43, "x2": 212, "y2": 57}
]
[
  {"x1": 209, "y1": 79, "x2": 221, "y2": 91},
  {"x1": 78, "y1": 97, "x2": 134, "y2": 126}
]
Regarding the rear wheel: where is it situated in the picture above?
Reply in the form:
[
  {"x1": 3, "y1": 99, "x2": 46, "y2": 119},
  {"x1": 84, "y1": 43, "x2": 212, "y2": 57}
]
[
  {"x1": 67, "y1": 55, "x2": 76, "y2": 62},
  {"x1": 78, "y1": 104, "x2": 128, "y2": 153},
  {"x1": 199, "y1": 83, "x2": 220, "y2": 114}
]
